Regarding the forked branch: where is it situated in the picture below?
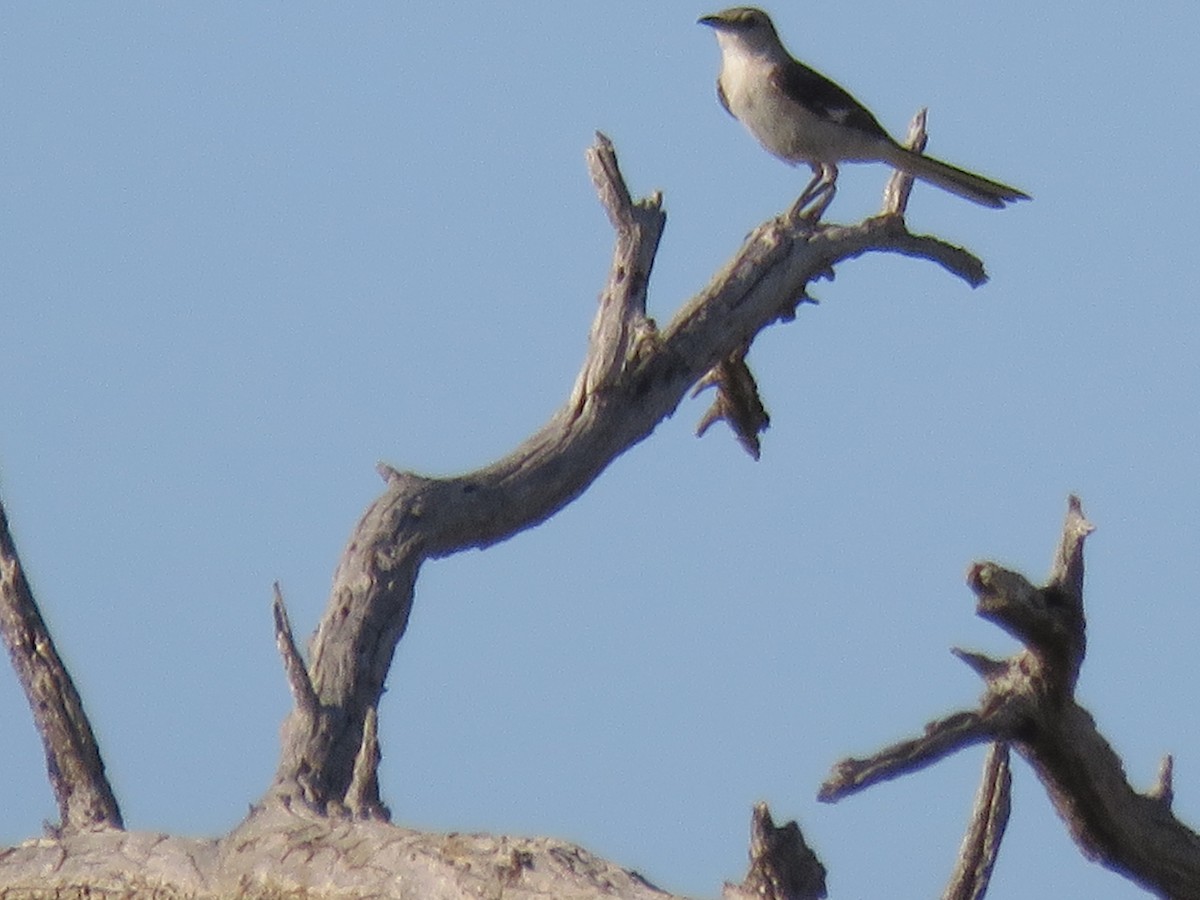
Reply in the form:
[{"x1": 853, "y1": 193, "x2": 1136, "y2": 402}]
[
  {"x1": 266, "y1": 132, "x2": 1002, "y2": 816},
  {"x1": 820, "y1": 497, "x2": 1200, "y2": 899}
]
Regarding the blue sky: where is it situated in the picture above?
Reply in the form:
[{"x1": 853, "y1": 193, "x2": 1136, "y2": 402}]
[{"x1": 2, "y1": 3, "x2": 1197, "y2": 897}]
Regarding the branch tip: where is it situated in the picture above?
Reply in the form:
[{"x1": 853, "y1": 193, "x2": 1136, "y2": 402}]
[
  {"x1": 587, "y1": 133, "x2": 636, "y2": 228},
  {"x1": 951, "y1": 647, "x2": 1008, "y2": 681},
  {"x1": 376, "y1": 462, "x2": 421, "y2": 487},
  {"x1": 724, "y1": 802, "x2": 827, "y2": 900},
  {"x1": 1049, "y1": 494, "x2": 1094, "y2": 599},
  {"x1": 883, "y1": 107, "x2": 930, "y2": 216},
  {"x1": 1150, "y1": 754, "x2": 1174, "y2": 808},
  {"x1": 272, "y1": 583, "x2": 318, "y2": 715},
  {"x1": 0, "y1": 494, "x2": 123, "y2": 831},
  {"x1": 819, "y1": 711, "x2": 993, "y2": 803}
]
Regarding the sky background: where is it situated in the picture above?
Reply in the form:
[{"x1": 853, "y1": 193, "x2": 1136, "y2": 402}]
[{"x1": 2, "y1": 3, "x2": 1197, "y2": 898}]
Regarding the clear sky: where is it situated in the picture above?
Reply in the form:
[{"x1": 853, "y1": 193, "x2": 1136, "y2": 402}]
[{"x1": 2, "y1": 3, "x2": 1197, "y2": 898}]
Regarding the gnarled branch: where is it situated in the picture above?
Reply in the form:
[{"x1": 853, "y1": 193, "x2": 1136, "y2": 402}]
[
  {"x1": 266, "y1": 132, "x2": 998, "y2": 815},
  {"x1": 820, "y1": 497, "x2": 1200, "y2": 899}
]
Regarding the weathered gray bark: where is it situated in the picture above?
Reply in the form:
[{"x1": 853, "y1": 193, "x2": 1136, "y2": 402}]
[
  {"x1": 0, "y1": 804, "x2": 673, "y2": 899},
  {"x1": 263, "y1": 130, "x2": 987, "y2": 819}
]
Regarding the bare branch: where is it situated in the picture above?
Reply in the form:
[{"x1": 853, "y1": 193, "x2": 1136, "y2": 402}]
[
  {"x1": 950, "y1": 647, "x2": 1008, "y2": 681},
  {"x1": 692, "y1": 120, "x2": 892, "y2": 460},
  {"x1": 942, "y1": 743, "x2": 1012, "y2": 900},
  {"x1": 819, "y1": 711, "x2": 999, "y2": 802},
  {"x1": 272, "y1": 583, "x2": 317, "y2": 716},
  {"x1": 848, "y1": 220, "x2": 988, "y2": 286},
  {"x1": 1047, "y1": 493, "x2": 1095, "y2": 602},
  {"x1": 0, "y1": 496, "x2": 122, "y2": 832},
  {"x1": 883, "y1": 108, "x2": 929, "y2": 216},
  {"x1": 266, "y1": 135, "x2": 1005, "y2": 814}
]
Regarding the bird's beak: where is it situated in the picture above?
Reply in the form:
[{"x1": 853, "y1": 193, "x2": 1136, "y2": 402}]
[{"x1": 697, "y1": 14, "x2": 724, "y2": 28}]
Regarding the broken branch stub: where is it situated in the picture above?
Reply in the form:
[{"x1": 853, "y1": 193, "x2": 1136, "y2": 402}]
[
  {"x1": 724, "y1": 802, "x2": 827, "y2": 900},
  {"x1": 0, "y1": 497, "x2": 123, "y2": 833}
]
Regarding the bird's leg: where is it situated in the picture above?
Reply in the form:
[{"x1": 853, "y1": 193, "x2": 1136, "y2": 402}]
[
  {"x1": 796, "y1": 168, "x2": 825, "y2": 205},
  {"x1": 808, "y1": 163, "x2": 838, "y2": 220},
  {"x1": 787, "y1": 163, "x2": 838, "y2": 224},
  {"x1": 786, "y1": 168, "x2": 824, "y2": 221}
]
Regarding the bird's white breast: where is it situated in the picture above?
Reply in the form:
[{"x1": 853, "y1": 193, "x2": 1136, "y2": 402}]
[
  {"x1": 715, "y1": 40, "x2": 883, "y2": 166},
  {"x1": 716, "y1": 42, "x2": 769, "y2": 118}
]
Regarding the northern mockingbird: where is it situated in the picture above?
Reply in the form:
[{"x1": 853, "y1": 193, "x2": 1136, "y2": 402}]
[{"x1": 699, "y1": 7, "x2": 1029, "y2": 218}]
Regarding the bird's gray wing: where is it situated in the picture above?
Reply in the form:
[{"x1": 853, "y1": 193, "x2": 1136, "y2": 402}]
[{"x1": 771, "y1": 60, "x2": 891, "y2": 139}]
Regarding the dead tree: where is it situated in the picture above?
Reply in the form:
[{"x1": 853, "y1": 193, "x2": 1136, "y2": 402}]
[{"x1": 2, "y1": 130, "x2": 1194, "y2": 898}]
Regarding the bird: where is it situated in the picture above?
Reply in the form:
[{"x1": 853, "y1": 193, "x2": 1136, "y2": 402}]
[{"x1": 698, "y1": 7, "x2": 1029, "y2": 219}]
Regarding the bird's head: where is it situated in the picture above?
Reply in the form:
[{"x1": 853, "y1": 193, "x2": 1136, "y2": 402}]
[{"x1": 698, "y1": 7, "x2": 784, "y2": 57}]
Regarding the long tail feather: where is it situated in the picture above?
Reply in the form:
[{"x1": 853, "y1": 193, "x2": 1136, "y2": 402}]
[{"x1": 885, "y1": 145, "x2": 1030, "y2": 208}]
